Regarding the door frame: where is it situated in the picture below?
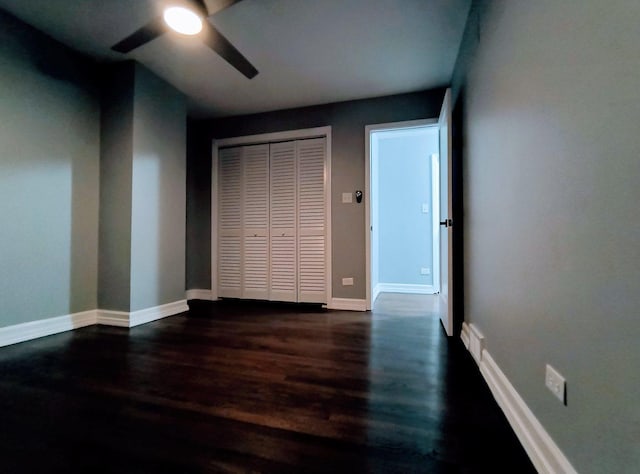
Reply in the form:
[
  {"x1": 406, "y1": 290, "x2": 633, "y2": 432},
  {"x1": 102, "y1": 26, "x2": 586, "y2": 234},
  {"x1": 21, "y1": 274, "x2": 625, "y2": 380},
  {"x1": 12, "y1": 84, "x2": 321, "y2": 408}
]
[
  {"x1": 364, "y1": 119, "x2": 438, "y2": 310},
  {"x1": 211, "y1": 126, "x2": 332, "y2": 303}
]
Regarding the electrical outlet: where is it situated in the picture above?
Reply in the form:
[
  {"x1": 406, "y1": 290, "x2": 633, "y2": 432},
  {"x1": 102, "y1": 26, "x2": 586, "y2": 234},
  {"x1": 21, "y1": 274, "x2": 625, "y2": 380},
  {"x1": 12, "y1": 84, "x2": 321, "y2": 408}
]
[
  {"x1": 545, "y1": 364, "x2": 566, "y2": 404},
  {"x1": 420, "y1": 267, "x2": 431, "y2": 275},
  {"x1": 342, "y1": 277, "x2": 354, "y2": 286},
  {"x1": 342, "y1": 192, "x2": 352, "y2": 203}
]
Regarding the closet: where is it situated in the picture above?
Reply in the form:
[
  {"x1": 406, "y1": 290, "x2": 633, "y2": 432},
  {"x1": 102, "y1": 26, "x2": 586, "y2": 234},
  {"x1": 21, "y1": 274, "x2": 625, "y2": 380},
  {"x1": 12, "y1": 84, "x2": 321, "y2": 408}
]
[{"x1": 217, "y1": 137, "x2": 327, "y2": 304}]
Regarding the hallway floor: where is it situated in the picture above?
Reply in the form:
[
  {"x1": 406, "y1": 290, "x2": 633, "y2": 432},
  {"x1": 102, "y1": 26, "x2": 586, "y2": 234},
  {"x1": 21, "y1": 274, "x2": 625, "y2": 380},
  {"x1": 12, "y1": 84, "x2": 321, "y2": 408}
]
[{"x1": 373, "y1": 292, "x2": 439, "y2": 317}]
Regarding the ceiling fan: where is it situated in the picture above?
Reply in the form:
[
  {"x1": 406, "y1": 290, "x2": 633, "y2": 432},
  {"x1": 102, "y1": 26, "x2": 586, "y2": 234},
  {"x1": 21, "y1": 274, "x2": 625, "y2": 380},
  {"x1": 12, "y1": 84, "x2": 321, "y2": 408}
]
[{"x1": 111, "y1": 0, "x2": 258, "y2": 79}]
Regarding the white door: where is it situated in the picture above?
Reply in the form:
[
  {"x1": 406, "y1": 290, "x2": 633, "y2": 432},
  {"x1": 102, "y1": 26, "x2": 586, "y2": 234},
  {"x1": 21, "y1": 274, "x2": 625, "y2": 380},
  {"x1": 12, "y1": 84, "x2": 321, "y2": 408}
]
[
  {"x1": 218, "y1": 147, "x2": 243, "y2": 298},
  {"x1": 214, "y1": 128, "x2": 331, "y2": 305},
  {"x1": 297, "y1": 138, "x2": 327, "y2": 303},
  {"x1": 269, "y1": 141, "x2": 297, "y2": 302},
  {"x1": 242, "y1": 144, "x2": 270, "y2": 300},
  {"x1": 438, "y1": 89, "x2": 454, "y2": 336}
]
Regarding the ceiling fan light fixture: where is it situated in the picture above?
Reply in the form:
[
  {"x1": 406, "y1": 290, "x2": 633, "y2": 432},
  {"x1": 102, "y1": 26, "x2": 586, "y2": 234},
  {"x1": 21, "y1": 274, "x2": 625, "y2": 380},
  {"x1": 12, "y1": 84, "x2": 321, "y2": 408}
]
[{"x1": 163, "y1": 6, "x2": 203, "y2": 36}]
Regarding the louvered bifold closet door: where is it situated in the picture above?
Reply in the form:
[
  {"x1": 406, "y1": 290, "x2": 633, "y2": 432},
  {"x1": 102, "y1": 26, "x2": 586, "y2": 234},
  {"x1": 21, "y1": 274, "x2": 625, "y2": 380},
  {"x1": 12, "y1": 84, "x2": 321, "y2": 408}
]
[
  {"x1": 218, "y1": 147, "x2": 243, "y2": 298},
  {"x1": 297, "y1": 138, "x2": 327, "y2": 303},
  {"x1": 269, "y1": 141, "x2": 297, "y2": 302},
  {"x1": 242, "y1": 144, "x2": 270, "y2": 300}
]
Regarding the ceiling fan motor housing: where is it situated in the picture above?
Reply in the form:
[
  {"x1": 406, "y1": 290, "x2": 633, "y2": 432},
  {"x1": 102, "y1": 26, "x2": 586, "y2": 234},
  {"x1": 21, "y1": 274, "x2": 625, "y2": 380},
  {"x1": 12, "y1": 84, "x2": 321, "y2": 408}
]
[{"x1": 171, "y1": 0, "x2": 209, "y2": 17}]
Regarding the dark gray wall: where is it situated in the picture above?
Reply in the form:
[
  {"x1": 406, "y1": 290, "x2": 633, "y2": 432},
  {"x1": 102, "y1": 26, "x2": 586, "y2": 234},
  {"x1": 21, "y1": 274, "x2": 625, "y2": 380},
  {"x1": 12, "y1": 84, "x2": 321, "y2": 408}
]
[
  {"x1": 98, "y1": 62, "x2": 134, "y2": 311},
  {"x1": 186, "y1": 120, "x2": 212, "y2": 290},
  {"x1": 0, "y1": 10, "x2": 100, "y2": 326},
  {"x1": 454, "y1": 1, "x2": 640, "y2": 472},
  {"x1": 187, "y1": 89, "x2": 446, "y2": 298},
  {"x1": 130, "y1": 64, "x2": 186, "y2": 311},
  {"x1": 451, "y1": 1, "x2": 486, "y2": 105}
]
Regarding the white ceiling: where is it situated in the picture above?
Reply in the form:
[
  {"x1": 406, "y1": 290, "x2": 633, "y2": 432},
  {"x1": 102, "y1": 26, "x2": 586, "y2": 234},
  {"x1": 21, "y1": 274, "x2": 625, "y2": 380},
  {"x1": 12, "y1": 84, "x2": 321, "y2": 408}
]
[{"x1": 0, "y1": 0, "x2": 471, "y2": 118}]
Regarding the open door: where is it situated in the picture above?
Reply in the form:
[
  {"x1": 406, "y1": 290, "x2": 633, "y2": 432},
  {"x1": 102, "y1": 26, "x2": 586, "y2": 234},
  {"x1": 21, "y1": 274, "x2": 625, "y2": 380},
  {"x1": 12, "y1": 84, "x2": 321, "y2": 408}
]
[{"x1": 438, "y1": 89, "x2": 454, "y2": 336}]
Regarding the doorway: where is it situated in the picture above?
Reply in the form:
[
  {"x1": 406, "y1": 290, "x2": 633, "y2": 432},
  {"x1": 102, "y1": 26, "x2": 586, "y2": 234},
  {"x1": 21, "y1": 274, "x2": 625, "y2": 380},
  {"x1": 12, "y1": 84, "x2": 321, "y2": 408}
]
[
  {"x1": 365, "y1": 90, "x2": 454, "y2": 337},
  {"x1": 365, "y1": 120, "x2": 440, "y2": 307}
]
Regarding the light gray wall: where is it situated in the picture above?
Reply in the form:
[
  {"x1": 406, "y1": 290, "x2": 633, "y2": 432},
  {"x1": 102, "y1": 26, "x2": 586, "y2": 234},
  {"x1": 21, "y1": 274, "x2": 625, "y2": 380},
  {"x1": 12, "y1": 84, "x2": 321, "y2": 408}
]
[
  {"x1": 376, "y1": 129, "x2": 438, "y2": 286},
  {"x1": 99, "y1": 62, "x2": 187, "y2": 312},
  {"x1": 0, "y1": 10, "x2": 100, "y2": 327},
  {"x1": 98, "y1": 62, "x2": 134, "y2": 311},
  {"x1": 456, "y1": 1, "x2": 640, "y2": 472},
  {"x1": 0, "y1": 13, "x2": 186, "y2": 322},
  {"x1": 187, "y1": 89, "x2": 446, "y2": 299},
  {"x1": 130, "y1": 64, "x2": 186, "y2": 311}
]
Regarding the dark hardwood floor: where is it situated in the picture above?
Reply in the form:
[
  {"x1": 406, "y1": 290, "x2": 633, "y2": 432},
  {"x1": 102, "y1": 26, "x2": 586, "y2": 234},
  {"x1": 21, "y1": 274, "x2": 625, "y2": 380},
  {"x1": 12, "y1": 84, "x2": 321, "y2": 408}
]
[{"x1": 0, "y1": 299, "x2": 535, "y2": 473}]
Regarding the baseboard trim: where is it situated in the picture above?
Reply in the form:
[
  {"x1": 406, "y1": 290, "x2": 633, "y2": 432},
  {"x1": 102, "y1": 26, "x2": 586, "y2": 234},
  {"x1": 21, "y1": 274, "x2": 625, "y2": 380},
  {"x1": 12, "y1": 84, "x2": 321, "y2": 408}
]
[
  {"x1": 130, "y1": 300, "x2": 189, "y2": 327},
  {"x1": 460, "y1": 322, "x2": 470, "y2": 350},
  {"x1": 375, "y1": 283, "x2": 435, "y2": 295},
  {"x1": 96, "y1": 309, "x2": 131, "y2": 328},
  {"x1": 0, "y1": 310, "x2": 97, "y2": 348},
  {"x1": 186, "y1": 289, "x2": 214, "y2": 301},
  {"x1": 98, "y1": 300, "x2": 189, "y2": 328},
  {"x1": 372, "y1": 284, "x2": 382, "y2": 305},
  {"x1": 468, "y1": 323, "x2": 485, "y2": 364},
  {"x1": 327, "y1": 298, "x2": 367, "y2": 311},
  {"x1": 461, "y1": 326, "x2": 577, "y2": 474},
  {"x1": 0, "y1": 300, "x2": 191, "y2": 347}
]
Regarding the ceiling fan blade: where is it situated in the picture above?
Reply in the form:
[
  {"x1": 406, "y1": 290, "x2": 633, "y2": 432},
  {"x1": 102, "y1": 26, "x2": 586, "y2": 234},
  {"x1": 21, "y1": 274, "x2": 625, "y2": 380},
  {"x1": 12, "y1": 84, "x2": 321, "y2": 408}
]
[
  {"x1": 202, "y1": 22, "x2": 258, "y2": 79},
  {"x1": 112, "y1": 16, "x2": 167, "y2": 53},
  {"x1": 203, "y1": 0, "x2": 245, "y2": 16}
]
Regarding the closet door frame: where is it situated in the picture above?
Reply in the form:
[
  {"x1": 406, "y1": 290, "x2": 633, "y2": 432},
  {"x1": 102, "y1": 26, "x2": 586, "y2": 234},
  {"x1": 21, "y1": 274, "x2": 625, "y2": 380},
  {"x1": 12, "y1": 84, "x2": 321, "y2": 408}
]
[{"x1": 211, "y1": 126, "x2": 332, "y2": 304}]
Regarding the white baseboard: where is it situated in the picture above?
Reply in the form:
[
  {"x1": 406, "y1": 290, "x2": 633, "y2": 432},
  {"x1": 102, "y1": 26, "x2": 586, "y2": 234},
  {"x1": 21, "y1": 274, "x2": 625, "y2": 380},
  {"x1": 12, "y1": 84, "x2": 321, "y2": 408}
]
[
  {"x1": 375, "y1": 283, "x2": 436, "y2": 295},
  {"x1": 98, "y1": 300, "x2": 189, "y2": 328},
  {"x1": 0, "y1": 310, "x2": 97, "y2": 348},
  {"x1": 96, "y1": 309, "x2": 131, "y2": 327},
  {"x1": 0, "y1": 300, "x2": 191, "y2": 347},
  {"x1": 327, "y1": 298, "x2": 367, "y2": 311},
  {"x1": 130, "y1": 300, "x2": 189, "y2": 327},
  {"x1": 461, "y1": 325, "x2": 577, "y2": 474},
  {"x1": 372, "y1": 284, "x2": 382, "y2": 305},
  {"x1": 186, "y1": 289, "x2": 214, "y2": 301},
  {"x1": 460, "y1": 321, "x2": 470, "y2": 350},
  {"x1": 468, "y1": 323, "x2": 485, "y2": 364}
]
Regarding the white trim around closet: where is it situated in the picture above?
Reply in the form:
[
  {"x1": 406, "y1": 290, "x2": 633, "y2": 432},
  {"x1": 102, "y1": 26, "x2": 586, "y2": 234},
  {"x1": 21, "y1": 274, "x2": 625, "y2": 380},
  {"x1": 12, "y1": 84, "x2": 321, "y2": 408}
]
[{"x1": 211, "y1": 126, "x2": 332, "y2": 305}]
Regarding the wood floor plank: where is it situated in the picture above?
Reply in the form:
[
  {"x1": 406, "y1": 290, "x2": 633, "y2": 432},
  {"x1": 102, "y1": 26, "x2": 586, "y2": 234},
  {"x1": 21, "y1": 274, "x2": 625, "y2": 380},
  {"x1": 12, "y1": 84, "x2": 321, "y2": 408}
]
[{"x1": 0, "y1": 298, "x2": 535, "y2": 472}]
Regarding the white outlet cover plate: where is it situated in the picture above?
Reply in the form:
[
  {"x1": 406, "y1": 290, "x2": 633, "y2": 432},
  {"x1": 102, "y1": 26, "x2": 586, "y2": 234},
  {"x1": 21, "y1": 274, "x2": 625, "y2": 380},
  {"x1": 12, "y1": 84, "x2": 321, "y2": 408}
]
[
  {"x1": 342, "y1": 277, "x2": 354, "y2": 286},
  {"x1": 342, "y1": 192, "x2": 352, "y2": 203},
  {"x1": 545, "y1": 364, "x2": 566, "y2": 404}
]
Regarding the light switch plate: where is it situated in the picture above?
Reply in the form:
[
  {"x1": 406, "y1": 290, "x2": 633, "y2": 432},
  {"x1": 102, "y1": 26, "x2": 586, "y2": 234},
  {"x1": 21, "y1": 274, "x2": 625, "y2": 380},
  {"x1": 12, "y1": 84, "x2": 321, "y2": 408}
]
[
  {"x1": 422, "y1": 203, "x2": 429, "y2": 213},
  {"x1": 342, "y1": 192, "x2": 352, "y2": 203}
]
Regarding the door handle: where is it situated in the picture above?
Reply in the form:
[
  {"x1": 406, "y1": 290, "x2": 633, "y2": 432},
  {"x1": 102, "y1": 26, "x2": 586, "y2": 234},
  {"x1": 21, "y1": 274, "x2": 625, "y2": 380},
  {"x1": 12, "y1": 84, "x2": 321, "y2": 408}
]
[{"x1": 440, "y1": 219, "x2": 452, "y2": 228}]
